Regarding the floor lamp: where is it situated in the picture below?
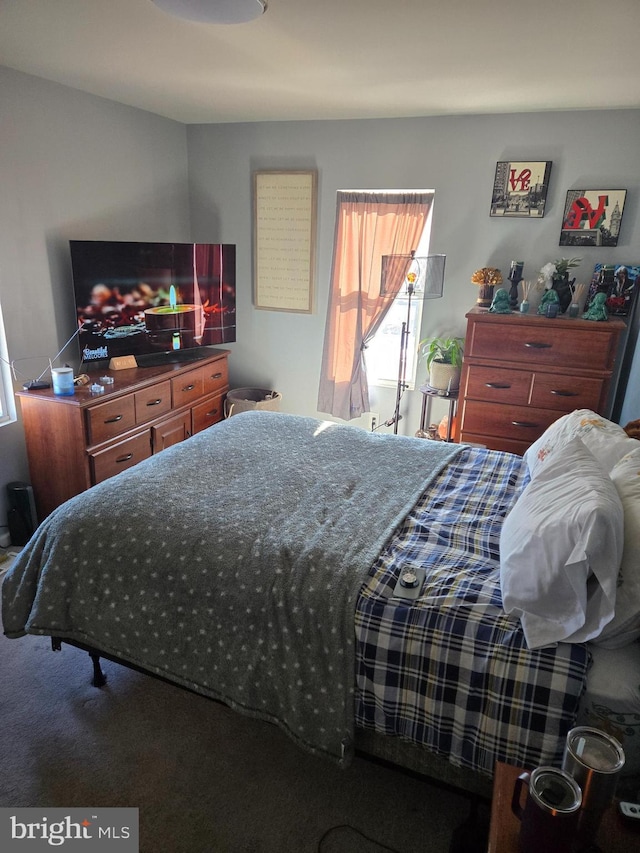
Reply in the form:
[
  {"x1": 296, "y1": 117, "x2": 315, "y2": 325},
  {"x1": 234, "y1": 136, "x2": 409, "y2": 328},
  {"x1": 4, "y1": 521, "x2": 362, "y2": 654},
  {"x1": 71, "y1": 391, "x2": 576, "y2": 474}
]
[{"x1": 382, "y1": 253, "x2": 446, "y2": 434}]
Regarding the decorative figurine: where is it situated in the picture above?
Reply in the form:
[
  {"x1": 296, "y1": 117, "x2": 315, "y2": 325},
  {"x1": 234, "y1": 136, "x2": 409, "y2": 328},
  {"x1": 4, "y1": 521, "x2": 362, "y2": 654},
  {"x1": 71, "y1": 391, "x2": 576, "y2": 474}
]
[
  {"x1": 489, "y1": 288, "x2": 512, "y2": 313},
  {"x1": 583, "y1": 292, "x2": 608, "y2": 321},
  {"x1": 537, "y1": 288, "x2": 560, "y2": 316}
]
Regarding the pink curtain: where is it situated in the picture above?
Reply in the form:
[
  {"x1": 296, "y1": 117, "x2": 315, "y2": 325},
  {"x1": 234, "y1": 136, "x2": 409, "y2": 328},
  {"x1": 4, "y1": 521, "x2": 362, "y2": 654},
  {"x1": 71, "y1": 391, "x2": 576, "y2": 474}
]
[{"x1": 317, "y1": 191, "x2": 434, "y2": 420}]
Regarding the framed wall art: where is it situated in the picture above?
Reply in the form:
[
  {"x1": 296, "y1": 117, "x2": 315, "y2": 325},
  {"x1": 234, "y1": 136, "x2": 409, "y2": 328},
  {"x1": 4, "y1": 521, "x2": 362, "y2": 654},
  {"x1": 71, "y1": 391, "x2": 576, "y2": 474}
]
[
  {"x1": 253, "y1": 169, "x2": 317, "y2": 313},
  {"x1": 490, "y1": 160, "x2": 552, "y2": 218},
  {"x1": 559, "y1": 189, "x2": 627, "y2": 247},
  {"x1": 585, "y1": 262, "x2": 640, "y2": 317}
]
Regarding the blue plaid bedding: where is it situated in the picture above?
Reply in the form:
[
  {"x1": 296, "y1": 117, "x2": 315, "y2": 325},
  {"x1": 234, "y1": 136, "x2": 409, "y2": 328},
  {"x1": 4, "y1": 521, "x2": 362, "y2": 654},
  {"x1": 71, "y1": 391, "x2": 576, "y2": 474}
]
[{"x1": 354, "y1": 446, "x2": 590, "y2": 776}]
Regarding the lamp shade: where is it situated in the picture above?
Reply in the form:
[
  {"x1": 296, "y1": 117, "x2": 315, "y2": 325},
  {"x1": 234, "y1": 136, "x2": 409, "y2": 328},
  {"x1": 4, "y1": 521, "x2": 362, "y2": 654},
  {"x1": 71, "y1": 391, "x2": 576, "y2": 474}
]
[
  {"x1": 381, "y1": 254, "x2": 446, "y2": 298},
  {"x1": 152, "y1": 0, "x2": 267, "y2": 24}
]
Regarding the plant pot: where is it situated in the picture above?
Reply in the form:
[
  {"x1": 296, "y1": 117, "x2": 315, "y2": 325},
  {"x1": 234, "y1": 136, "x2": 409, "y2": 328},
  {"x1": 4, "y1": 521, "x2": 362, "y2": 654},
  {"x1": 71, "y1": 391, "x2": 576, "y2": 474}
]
[
  {"x1": 429, "y1": 360, "x2": 461, "y2": 393},
  {"x1": 552, "y1": 274, "x2": 573, "y2": 313},
  {"x1": 476, "y1": 284, "x2": 494, "y2": 308}
]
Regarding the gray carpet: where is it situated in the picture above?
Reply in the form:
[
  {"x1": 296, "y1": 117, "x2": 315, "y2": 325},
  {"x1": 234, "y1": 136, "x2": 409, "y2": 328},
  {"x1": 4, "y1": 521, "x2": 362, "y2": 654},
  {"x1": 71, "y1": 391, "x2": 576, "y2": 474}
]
[{"x1": 0, "y1": 630, "x2": 477, "y2": 852}]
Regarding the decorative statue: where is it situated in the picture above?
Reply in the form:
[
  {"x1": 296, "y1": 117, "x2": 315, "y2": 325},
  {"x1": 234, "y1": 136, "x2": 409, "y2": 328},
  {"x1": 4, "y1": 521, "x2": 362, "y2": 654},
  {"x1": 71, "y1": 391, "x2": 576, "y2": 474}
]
[
  {"x1": 583, "y1": 292, "x2": 608, "y2": 322},
  {"x1": 489, "y1": 287, "x2": 512, "y2": 313},
  {"x1": 537, "y1": 288, "x2": 560, "y2": 315}
]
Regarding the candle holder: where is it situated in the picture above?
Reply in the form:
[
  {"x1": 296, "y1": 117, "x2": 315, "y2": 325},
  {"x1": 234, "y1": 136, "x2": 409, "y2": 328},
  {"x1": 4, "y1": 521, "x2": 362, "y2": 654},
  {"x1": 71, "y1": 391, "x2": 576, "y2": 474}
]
[{"x1": 508, "y1": 261, "x2": 524, "y2": 310}]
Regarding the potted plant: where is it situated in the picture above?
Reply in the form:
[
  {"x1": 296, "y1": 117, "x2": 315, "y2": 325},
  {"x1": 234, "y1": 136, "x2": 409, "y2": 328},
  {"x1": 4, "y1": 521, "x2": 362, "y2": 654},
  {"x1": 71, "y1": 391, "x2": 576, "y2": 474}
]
[
  {"x1": 537, "y1": 257, "x2": 581, "y2": 313},
  {"x1": 419, "y1": 335, "x2": 464, "y2": 392}
]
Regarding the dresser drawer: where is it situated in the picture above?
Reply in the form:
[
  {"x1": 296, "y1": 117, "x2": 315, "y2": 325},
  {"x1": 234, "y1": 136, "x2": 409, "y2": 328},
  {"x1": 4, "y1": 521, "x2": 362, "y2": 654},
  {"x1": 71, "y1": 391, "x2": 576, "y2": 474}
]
[
  {"x1": 202, "y1": 360, "x2": 228, "y2": 396},
  {"x1": 90, "y1": 431, "x2": 152, "y2": 484},
  {"x1": 458, "y1": 431, "x2": 530, "y2": 456},
  {"x1": 463, "y1": 365, "x2": 532, "y2": 406},
  {"x1": 134, "y1": 380, "x2": 172, "y2": 424},
  {"x1": 530, "y1": 372, "x2": 604, "y2": 411},
  {"x1": 469, "y1": 322, "x2": 614, "y2": 371},
  {"x1": 460, "y1": 399, "x2": 561, "y2": 445},
  {"x1": 171, "y1": 367, "x2": 204, "y2": 408},
  {"x1": 86, "y1": 395, "x2": 136, "y2": 445},
  {"x1": 151, "y1": 411, "x2": 191, "y2": 453},
  {"x1": 192, "y1": 393, "x2": 225, "y2": 433}
]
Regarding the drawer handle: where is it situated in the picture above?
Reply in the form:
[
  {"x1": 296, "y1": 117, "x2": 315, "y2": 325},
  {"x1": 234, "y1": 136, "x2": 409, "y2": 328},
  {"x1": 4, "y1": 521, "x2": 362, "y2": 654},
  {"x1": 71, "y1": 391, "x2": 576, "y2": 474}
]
[
  {"x1": 550, "y1": 389, "x2": 578, "y2": 397},
  {"x1": 524, "y1": 342, "x2": 552, "y2": 349},
  {"x1": 512, "y1": 421, "x2": 539, "y2": 429},
  {"x1": 104, "y1": 414, "x2": 124, "y2": 424},
  {"x1": 115, "y1": 453, "x2": 134, "y2": 464},
  {"x1": 485, "y1": 382, "x2": 511, "y2": 389},
  {"x1": 210, "y1": 372, "x2": 223, "y2": 380},
  {"x1": 206, "y1": 408, "x2": 219, "y2": 418},
  {"x1": 182, "y1": 383, "x2": 195, "y2": 392},
  {"x1": 146, "y1": 398, "x2": 163, "y2": 407}
]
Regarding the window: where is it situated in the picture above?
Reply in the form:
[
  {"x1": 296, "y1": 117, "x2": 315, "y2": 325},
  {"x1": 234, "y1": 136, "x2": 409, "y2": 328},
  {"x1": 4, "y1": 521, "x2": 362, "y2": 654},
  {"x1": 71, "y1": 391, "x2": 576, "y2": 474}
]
[
  {"x1": 317, "y1": 191, "x2": 434, "y2": 421},
  {"x1": 0, "y1": 301, "x2": 17, "y2": 427},
  {"x1": 365, "y1": 206, "x2": 433, "y2": 389}
]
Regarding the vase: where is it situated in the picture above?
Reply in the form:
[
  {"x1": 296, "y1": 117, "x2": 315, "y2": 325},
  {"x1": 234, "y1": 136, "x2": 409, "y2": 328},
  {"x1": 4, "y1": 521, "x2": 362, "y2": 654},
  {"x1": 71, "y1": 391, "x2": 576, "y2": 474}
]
[
  {"x1": 552, "y1": 275, "x2": 573, "y2": 314},
  {"x1": 429, "y1": 361, "x2": 461, "y2": 393},
  {"x1": 477, "y1": 284, "x2": 494, "y2": 309},
  {"x1": 568, "y1": 302, "x2": 580, "y2": 318},
  {"x1": 519, "y1": 299, "x2": 530, "y2": 314},
  {"x1": 546, "y1": 302, "x2": 559, "y2": 318}
]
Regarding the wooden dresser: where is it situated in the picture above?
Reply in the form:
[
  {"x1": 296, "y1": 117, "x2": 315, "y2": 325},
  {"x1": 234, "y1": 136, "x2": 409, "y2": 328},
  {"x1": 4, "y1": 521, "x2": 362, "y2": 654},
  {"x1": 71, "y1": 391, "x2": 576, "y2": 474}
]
[
  {"x1": 458, "y1": 308, "x2": 625, "y2": 454},
  {"x1": 16, "y1": 349, "x2": 229, "y2": 520}
]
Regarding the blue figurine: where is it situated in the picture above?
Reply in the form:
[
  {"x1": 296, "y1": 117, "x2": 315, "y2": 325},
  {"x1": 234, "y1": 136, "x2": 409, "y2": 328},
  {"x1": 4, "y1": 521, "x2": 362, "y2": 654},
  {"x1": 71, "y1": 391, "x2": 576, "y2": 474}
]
[
  {"x1": 583, "y1": 292, "x2": 608, "y2": 321},
  {"x1": 489, "y1": 288, "x2": 511, "y2": 314},
  {"x1": 537, "y1": 289, "x2": 560, "y2": 316}
]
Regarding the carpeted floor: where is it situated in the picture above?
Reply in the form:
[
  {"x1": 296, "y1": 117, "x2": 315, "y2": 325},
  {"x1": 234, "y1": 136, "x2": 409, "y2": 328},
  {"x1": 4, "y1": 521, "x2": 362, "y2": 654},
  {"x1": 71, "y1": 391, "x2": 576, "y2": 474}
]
[{"x1": 0, "y1": 628, "x2": 487, "y2": 853}]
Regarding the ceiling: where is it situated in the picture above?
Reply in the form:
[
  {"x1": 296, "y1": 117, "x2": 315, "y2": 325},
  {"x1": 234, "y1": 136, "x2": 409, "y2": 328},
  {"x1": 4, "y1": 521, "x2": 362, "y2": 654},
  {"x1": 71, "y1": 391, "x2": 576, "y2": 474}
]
[{"x1": 1, "y1": 0, "x2": 639, "y2": 125}]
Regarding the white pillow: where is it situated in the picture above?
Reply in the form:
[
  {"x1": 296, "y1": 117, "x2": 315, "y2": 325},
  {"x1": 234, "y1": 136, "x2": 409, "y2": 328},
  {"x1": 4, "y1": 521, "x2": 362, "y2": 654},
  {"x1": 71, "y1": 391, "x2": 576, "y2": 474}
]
[
  {"x1": 524, "y1": 409, "x2": 638, "y2": 478},
  {"x1": 500, "y1": 437, "x2": 623, "y2": 650},
  {"x1": 593, "y1": 447, "x2": 640, "y2": 648}
]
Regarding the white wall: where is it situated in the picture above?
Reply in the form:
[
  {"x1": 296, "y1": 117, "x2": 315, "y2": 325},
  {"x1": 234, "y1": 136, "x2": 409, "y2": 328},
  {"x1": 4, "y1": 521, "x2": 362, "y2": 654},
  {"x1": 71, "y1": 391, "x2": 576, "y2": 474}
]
[
  {"x1": 187, "y1": 110, "x2": 640, "y2": 431},
  {"x1": 0, "y1": 67, "x2": 191, "y2": 528}
]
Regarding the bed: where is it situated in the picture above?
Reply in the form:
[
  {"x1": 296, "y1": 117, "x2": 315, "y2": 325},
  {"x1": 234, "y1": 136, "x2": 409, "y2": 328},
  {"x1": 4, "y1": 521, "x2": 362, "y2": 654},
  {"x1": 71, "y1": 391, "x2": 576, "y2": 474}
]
[{"x1": 3, "y1": 409, "x2": 640, "y2": 799}]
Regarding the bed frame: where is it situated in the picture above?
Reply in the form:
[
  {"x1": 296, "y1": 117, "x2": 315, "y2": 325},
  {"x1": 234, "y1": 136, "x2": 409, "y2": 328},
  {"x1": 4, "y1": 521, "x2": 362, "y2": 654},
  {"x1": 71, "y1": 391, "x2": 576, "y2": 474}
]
[{"x1": 50, "y1": 636, "x2": 494, "y2": 803}]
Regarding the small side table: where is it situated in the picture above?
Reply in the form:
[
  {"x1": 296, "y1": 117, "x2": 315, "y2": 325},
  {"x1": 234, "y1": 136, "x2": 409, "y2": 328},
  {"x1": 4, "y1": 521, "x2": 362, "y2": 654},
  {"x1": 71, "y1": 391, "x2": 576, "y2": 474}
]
[
  {"x1": 487, "y1": 761, "x2": 639, "y2": 852},
  {"x1": 418, "y1": 384, "x2": 458, "y2": 442}
]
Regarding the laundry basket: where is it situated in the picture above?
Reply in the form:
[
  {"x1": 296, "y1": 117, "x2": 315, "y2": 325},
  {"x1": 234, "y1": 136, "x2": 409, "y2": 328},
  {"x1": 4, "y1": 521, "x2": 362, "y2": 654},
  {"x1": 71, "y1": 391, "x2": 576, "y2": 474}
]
[{"x1": 224, "y1": 387, "x2": 282, "y2": 418}]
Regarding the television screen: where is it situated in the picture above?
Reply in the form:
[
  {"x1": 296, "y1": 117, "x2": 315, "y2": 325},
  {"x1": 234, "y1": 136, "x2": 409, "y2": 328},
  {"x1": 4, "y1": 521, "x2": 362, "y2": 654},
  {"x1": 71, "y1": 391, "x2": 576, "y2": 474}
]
[{"x1": 70, "y1": 241, "x2": 236, "y2": 364}]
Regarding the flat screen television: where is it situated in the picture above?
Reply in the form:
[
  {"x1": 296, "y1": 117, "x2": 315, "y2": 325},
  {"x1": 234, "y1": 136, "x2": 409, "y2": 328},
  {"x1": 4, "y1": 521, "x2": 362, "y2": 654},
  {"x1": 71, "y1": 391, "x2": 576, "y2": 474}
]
[{"x1": 70, "y1": 241, "x2": 236, "y2": 365}]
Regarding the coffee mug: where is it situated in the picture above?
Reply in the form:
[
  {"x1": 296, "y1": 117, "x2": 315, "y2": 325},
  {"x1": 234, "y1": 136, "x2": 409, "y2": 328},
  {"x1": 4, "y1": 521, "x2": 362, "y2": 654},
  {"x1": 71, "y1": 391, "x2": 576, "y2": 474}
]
[
  {"x1": 511, "y1": 766, "x2": 582, "y2": 853},
  {"x1": 562, "y1": 726, "x2": 625, "y2": 843}
]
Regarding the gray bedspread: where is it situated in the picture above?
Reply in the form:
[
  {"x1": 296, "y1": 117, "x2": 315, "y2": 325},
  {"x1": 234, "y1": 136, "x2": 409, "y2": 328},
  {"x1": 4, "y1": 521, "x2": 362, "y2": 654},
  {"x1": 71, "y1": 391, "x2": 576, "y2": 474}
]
[{"x1": 2, "y1": 411, "x2": 461, "y2": 764}]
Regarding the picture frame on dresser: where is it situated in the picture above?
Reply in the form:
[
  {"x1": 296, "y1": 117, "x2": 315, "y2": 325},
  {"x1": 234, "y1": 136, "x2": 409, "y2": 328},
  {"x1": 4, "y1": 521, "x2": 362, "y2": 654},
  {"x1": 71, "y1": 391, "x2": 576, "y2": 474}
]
[{"x1": 586, "y1": 263, "x2": 640, "y2": 317}]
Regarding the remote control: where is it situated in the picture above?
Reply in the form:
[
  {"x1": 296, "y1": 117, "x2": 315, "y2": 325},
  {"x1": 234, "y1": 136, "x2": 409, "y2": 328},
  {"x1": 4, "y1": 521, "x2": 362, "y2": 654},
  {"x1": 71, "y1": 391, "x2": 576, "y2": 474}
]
[
  {"x1": 619, "y1": 801, "x2": 640, "y2": 821},
  {"x1": 392, "y1": 567, "x2": 426, "y2": 600}
]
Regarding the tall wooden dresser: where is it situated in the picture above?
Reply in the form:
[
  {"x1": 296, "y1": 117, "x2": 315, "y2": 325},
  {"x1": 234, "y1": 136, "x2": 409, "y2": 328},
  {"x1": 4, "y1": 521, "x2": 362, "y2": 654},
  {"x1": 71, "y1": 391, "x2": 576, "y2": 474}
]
[
  {"x1": 458, "y1": 308, "x2": 625, "y2": 454},
  {"x1": 16, "y1": 349, "x2": 230, "y2": 520}
]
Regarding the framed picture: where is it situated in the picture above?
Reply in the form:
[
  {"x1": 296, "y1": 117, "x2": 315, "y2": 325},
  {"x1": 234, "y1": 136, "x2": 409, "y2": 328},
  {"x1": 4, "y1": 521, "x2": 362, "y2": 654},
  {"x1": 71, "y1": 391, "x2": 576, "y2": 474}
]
[
  {"x1": 585, "y1": 263, "x2": 640, "y2": 317},
  {"x1": 559, "y1": 189, "x2": 626, "y2": 247},
  {"x1": 252, "y1": 169, "x2": 317, "y2": 313},
  {"x1": 490, "y1": 161, "x2": 552, "y2": 218}
]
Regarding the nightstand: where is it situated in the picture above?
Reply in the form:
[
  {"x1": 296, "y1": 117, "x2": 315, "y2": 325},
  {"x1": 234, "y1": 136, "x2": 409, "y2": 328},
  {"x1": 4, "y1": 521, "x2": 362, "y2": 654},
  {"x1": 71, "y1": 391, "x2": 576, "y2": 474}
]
[{"x1": 487, "y1": 761, "x2": 639, "y2": 852}]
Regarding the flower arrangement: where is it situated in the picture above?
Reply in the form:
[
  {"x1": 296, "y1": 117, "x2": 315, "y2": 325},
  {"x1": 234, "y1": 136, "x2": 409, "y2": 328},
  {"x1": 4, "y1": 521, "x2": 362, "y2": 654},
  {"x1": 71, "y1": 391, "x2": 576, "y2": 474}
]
[
  {"x1": 471, "y1": 267, "x2": 503, "y2": 285},
  {"x1": 537, "y1": 257, "x2": 581, "y2": 289}
]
